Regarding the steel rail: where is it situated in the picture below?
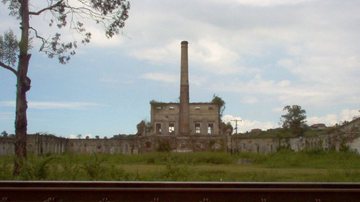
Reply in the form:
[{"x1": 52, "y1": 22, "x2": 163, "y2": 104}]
[{"x1": 0, "y1": 181, "x2": 360, "y2": 202}]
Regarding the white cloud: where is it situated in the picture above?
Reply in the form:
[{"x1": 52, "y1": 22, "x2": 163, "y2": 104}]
[
  {"x1": 130, "y1": 41, "x2": 179, "y2": 64},
  {"x1": 222, "y1": 114, "x2": 278, "y2": 133},
  {"x1": 0, "y1": 101, "x2": 101, "y2": 110},
  {"x1": 308, "y1": 109, "x2": 360, "y2": 126},
  {"x1": 140, "y1": 72, "x2": 178, "y2": 83},
  {"x1": 189, "y1": 75, "x2": 207, "y2": 87},
  {"x1": 123, "y1": 0, "x2": 360, "y2": 109},
  {"x1": 190, "y1": 39, "x2": 241, "y2": 74},
  {"x1": 240, "y1": 96, "x2": 259, "y2": 104},
  {"x1": 339, "y1": 109, "x2": 360, "y2": 121},
  {"x1": 98, "y1": 75, "x2": 134, "y2": 85},
  {"x1": 216, "y1": 0, "x2": 314, "y2": 7}
]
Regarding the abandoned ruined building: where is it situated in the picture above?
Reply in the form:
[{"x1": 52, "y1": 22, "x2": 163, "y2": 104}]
[{"x1": 1, "y1": 41, "x2": 360, "y2": 155}]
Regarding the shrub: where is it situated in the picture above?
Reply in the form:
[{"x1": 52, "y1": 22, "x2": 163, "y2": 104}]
[
  {"x1": 18, "y1": 156, "x2": 55, "y2": 180},
  {"x1": 82, "y1": 153, "x2": 105, "y2": 180},
  {"x1": 157, "y1": 141, "x2": 172, "y2": 152},
  {"x1": 162, "y1": 156, "x2": 190, "y2": 180}
]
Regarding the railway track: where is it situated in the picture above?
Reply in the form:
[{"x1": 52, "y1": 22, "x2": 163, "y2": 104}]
[{"x1": 0, "y1": 181, "x2": 359, "y2": 202}]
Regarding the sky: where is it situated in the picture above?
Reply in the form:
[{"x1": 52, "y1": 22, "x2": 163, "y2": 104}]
[{"x1": 1, "y1": 0, "x2": 359, "y2": 138}]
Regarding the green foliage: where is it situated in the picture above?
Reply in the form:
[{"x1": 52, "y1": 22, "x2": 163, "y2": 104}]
[
  {"x1": 82, "y1": 153, "x2": 105, "y2": 180},
  {"x1": 162, "y1": 156, "x2": 190, "y2": 180},
  {"x1": 2, "y1": 0, "x2": 131, "y2": 176},
  {"x1": 136, "y1": 120, "x2": 146, "y2": 135},
  {"x1": 1, "y1": 151, "x2": 360, "y2": 182},
  {"x1": 0, "y1": 156, "x2": 12, "y2": 180},
  {"x1": 1, "y1": 130, "x2": 8, "y2": 137},
  {"x1": 59, "y1": 156, "x2": 82, "y2": 180},
  {"x1": 157, "y1": 141, "x2": 172, "y2": 152},
  {"x1": 281, "y1": 105, "x2": 307, "y2": 136},
  {"x1": 220, "y1": 122, "x2": 233, "y2": 135},
  {"x1": 150, "y1": 100, "x2": 169, "y2": 106},
  {"x1": 142, "y1": 152, "x2": 235, "y2": 165},
  {"x1": 211, "y1": 94, "x2": 225, "y2": 117},
  {"x1": 0, "y1": 29, "x2": 18, "y2": 66},
  {"x1": 261, "y1": 150, "x2": 360, "y2": 169},
  {"x1": 2, "y1": 0, "x2": 130, "y2": 64},
  {"x1": 18, "y1": 155, "x2": 56, "y2": 180}
]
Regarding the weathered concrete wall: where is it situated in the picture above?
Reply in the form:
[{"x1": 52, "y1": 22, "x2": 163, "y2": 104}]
[
  {"x1": 0, "y1": 137, "x2": 15, "y2": 156},
  {"x1": 230, "y1": 118, "x2": 360, "y2": 154},
  {"x1": 66, "y1": 137, "x2": 137, "y2": 154},
  {"x1": 151, "y1": 103, "x2": 180, "y2": 136},
  {"x1": 0, "y1": 134, "x2": 138, "y2": 155},
  {"x1": 150, "y1": 102, "x2": 220, "y2": 136},
  {"x1": 137, "y1": 135, "x2": 227, "y2": 153},
  {"x1": 231, "y1": 135, "x2": 332, "y2": 154},
  {"x1": 231, "y1": 137, "x2": 277, "y2": 154},
  {"x1": 345, "y1": 118, "x2": 360, "y2": 152},
  {"x1": 27, "y1": 134, "x2": 67, "y2": 155},
  {"x1": 189, "y1": 103, "x2": 220, "y2": 135},
  {"x1": 0, "y1": 134, "x2": 66, "y2": 156},
  {"x1": 0, "y1": 118, "x2": 359, "y2": 155}
]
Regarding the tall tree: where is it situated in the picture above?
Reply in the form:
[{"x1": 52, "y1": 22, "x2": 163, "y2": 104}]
[
  {"x1": 1, "y1": 131, "x2": 9, "y2": 137},
  {"x1": 211, "y1": 94, "x2": 225, "y2": 117},
  {"x1": 281, "y1": 105, "x2": 307, "y2": 136},
  {"x1": 0, "y1": 0, "x2": 130, "y2": 175}
]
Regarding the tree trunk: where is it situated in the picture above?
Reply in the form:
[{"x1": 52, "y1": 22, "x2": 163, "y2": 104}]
[{"x1": 13, "y1": 0, "x2": 31, "y2": 176}]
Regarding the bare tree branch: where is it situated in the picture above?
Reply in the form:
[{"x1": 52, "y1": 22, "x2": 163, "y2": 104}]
[
  {"x1": 29, "y1": 27, "x2": 46, "y2": 50},
  {"x1": 0, "y1": 61, "x2": 18, "y2": 77},
  {"x1": 29, "y1": 0, "x2": 64, "y2": 16}
]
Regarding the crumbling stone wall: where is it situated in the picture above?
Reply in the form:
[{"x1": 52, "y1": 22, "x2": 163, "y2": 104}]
[
  {"x1": 0, "y1": 137, "x2": 14, "y2": 156},
  {"x1": 27, "y1": 134, "x2": 67, "y2": 155},
  {"x1": 0, "y1": 118, "x2": 359, "y2": 155},
  {"x1": 137, "y1": 135, "x2": 227, "y2": 153},
  {"x1": 66, "y1": 137, "x2": 137, "y2": 154}
]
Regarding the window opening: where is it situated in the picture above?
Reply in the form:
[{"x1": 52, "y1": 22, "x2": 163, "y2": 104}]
[
  {"x1": 195, "y1": 123, "x2": 201, "y2": 134},
  {"x1": 156, "y1": 123, "x2": 162, "y2": 134},
  {"x1": 169, "y1": 122, "x2": 175, "y2": 134},
  {"x1": 208, "y1": 123, "x2": 214, "y2": 135}
]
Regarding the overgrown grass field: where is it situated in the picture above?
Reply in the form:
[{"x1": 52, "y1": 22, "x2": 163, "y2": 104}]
[{"x1": 1, "y1": 150, "x2": 360, "y2": 182}]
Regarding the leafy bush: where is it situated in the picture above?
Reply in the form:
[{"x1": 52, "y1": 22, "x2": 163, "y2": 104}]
[
  {"x1": 18, "y1": 155, "x2": 55, "y2": 180},
  {"x1": 82, "y1": 153, "x2": 105, "y2": 180},
  {"x1": 162, "y1": 156, "x2": 190, "y2": 180},
  {"x1": 157, "y1": 141, "x2": 172, "y2": 152}
]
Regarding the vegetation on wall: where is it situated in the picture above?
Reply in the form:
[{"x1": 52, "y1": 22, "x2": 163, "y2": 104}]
[
  {"x1": 157, "y1": 140, "x2": 172, "y2": 152},
  {"x1": 281, "y1": 105, "x2": 307, "y2": 136},
  {"x1": 1, "y1": 131, "x2": 9, "y2": 137},
  {"x1": 136, "y1": 120, "x2": 152, "y2": 135},
  {"x1": 220, "y1": 122, "x2": 233, "y2": 135},
  {"x1": 211, "y1": 95, "x2": 225, "y2": 117},
  {"x1": 150, "y1": 100, "x2": 172, "y2": 107}
]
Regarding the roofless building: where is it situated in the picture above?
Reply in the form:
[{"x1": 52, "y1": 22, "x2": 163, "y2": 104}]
[
  {"x1": 149, "y1": 41, "x2": 221, "y2": 137},
  {"x1": 138, "y1": 41, "x2": 228, "y2": 152}
]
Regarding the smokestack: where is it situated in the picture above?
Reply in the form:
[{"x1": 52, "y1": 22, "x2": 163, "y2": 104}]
[{"x1": 179, "y1": 41, "x2": 190, "y2": 136}]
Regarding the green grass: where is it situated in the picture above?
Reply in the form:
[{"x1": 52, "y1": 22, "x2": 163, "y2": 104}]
[{"x1": 1, "y1": 151, "x2": 360, "y2": 182}]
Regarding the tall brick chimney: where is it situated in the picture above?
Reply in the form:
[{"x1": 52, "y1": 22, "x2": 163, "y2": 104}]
[{"x1": 179, "y1": 41, "x2": 190, "y2": 136}]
